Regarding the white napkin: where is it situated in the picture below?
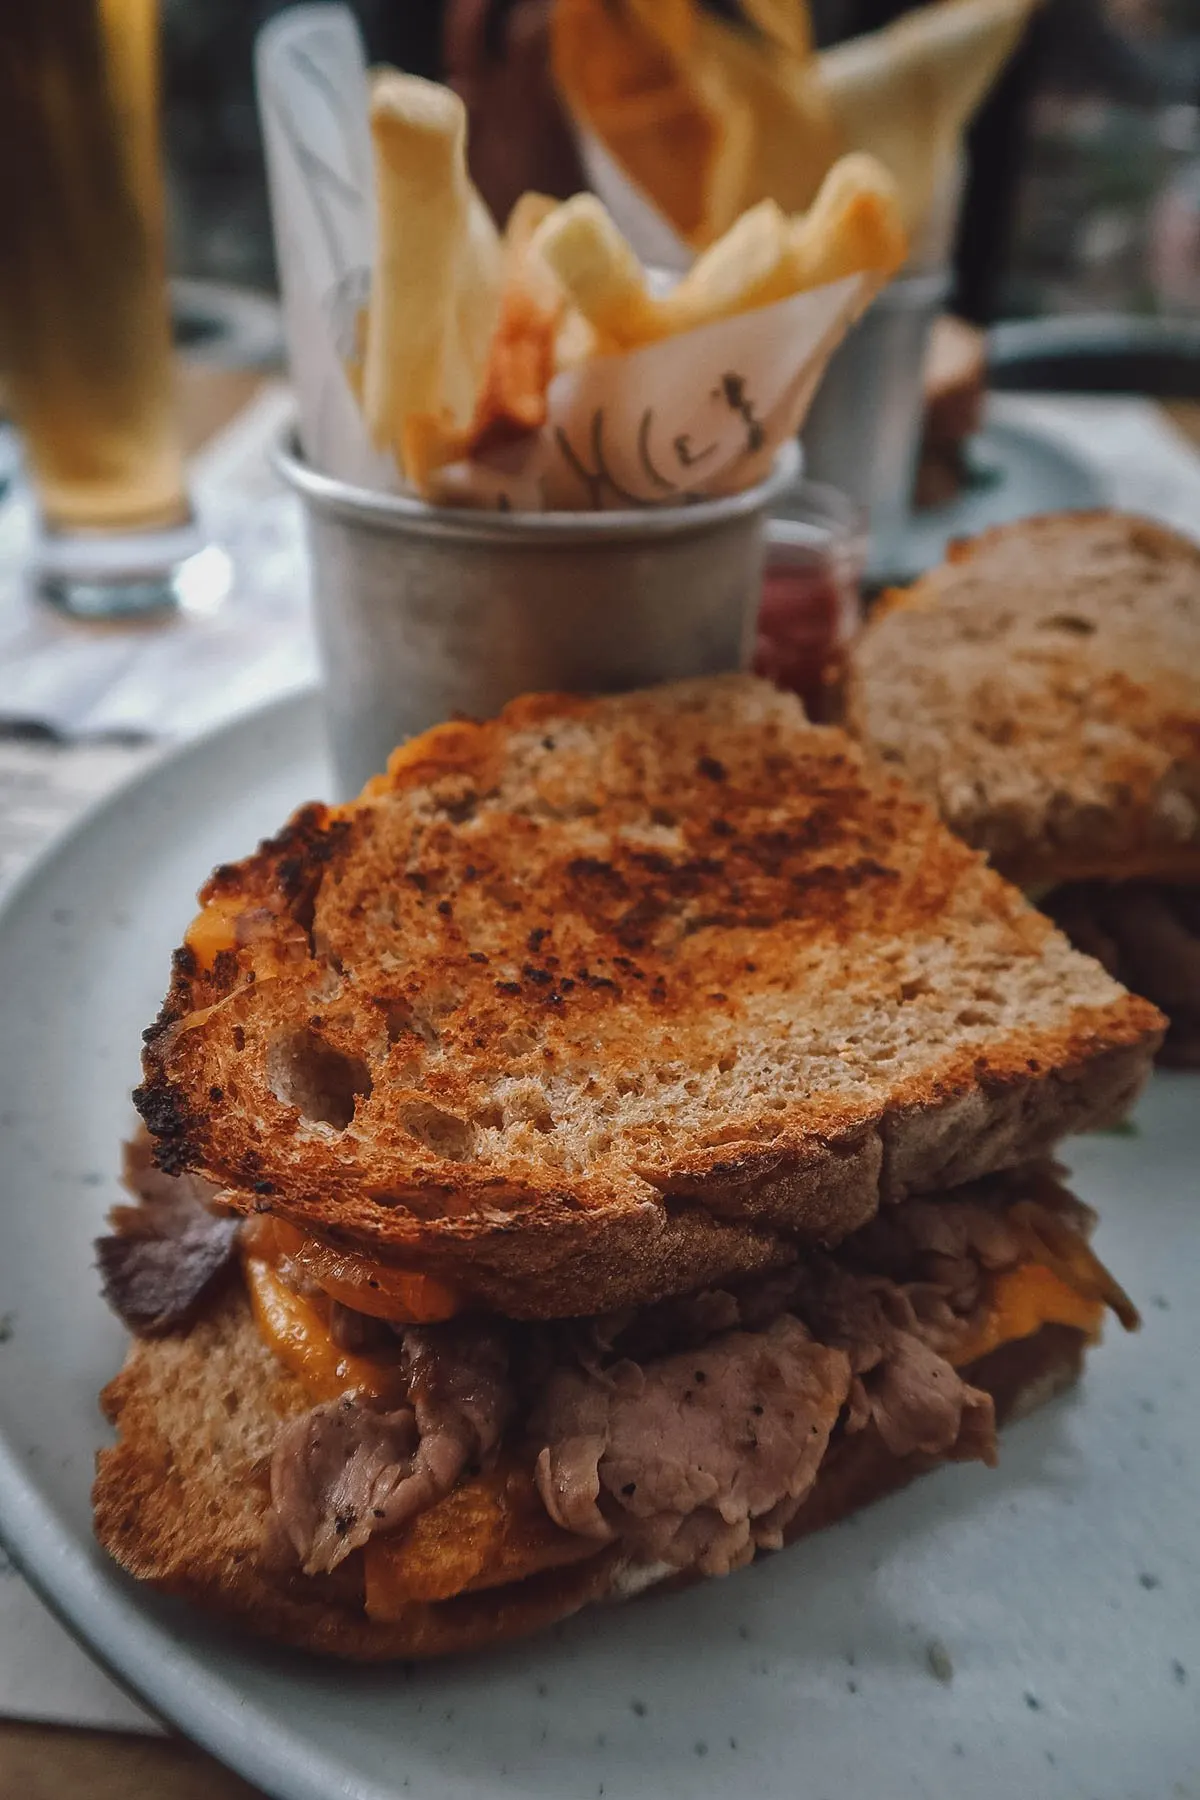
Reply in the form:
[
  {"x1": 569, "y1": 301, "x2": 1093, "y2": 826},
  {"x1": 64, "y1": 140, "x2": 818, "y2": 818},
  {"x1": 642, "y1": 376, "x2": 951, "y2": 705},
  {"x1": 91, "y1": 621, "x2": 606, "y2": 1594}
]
[{"x1": 0, "y1": 1551, "x2": 154, "y2": 1731}]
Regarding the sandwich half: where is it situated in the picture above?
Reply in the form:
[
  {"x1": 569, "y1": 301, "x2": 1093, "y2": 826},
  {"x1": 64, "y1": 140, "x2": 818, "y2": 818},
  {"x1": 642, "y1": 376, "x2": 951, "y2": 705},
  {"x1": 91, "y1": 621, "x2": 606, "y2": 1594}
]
[
  {"x1": 846, "y1": 512, "x2": 1200, "y2": 1064},
  {"x1": 95, "y1": 676, "x2": 1160, "y2": 1657}
]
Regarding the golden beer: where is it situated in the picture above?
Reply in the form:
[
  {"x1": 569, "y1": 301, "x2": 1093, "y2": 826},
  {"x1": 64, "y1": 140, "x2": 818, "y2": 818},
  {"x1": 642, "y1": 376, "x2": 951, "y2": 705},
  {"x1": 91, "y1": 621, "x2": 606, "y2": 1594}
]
[{"x1": 0, "y1": 0, "x2": 186, "y2": 532}]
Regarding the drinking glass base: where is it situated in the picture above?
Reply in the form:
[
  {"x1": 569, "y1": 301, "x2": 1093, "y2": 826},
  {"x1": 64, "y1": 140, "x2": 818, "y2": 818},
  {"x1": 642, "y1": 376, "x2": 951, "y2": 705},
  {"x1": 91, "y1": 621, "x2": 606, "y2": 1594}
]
[{"x1": 33, "y1": 516, "x2": 231, "y2": 621}]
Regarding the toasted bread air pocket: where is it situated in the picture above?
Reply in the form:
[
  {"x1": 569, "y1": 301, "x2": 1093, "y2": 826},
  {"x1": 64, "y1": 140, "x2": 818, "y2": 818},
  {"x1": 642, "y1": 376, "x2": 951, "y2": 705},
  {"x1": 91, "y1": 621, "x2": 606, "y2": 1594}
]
[{"x1": 266, "y1": 1029, "x2": 373, "y2": 1132}]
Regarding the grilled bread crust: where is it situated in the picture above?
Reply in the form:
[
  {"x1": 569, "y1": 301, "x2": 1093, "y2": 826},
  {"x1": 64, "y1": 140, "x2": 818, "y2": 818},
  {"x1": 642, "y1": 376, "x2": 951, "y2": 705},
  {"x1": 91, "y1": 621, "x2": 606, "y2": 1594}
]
[
  {"x1": 136, "y1": 677, "x2": 1161, "y2": 1316},
  {"x1": 846, "y1": 513, "x2": 1200, "y2": 889},
  {"x1": 94, "y1": 1284, "x2": 1088, "y2": 1661}
]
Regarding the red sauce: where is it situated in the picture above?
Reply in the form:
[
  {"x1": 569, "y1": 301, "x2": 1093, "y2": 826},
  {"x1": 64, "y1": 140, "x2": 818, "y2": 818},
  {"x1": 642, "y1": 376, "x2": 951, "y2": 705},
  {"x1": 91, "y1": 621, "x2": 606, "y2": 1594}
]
[{"x1": 753, "y1": 551, "x2": 859, "y2": 719}]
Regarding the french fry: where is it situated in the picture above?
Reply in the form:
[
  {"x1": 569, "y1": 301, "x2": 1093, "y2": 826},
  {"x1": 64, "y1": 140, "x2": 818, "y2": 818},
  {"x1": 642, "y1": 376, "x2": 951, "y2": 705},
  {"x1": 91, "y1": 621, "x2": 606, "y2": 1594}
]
[
  {"x1": 359, "y1": 50, "x2": 906, "y2": 499},
  {"x1": 783, "y1": 152, "x2": 908, "y2": 289},
  {"x1": 554, "y1": 0, "x2": 1036, "y2": 250},
  {"x1": 818, "y1": 0, "x2": 1039, "y2": 233},
  {"x1": 403, "y1": 191, "x2": 567, "y2": 495},
  {"x1": 661, "y1": 198, "x2": 797, "y2": 327},
  {"x1": 362, "y1": 71, "x2": 502, "y2": 470},
  {"x1": 740, "y1": 0, "x2": 812, "y2": 60},
  {"x1": 687, "y1": 11, "x2": 836, "y2": 239},
  {"x1": 499, "y1": 190, "x2": 562, "y2": 310},
  {"x1": 533, "y1": 152, "x2": 906, "y2": 353},
  {"x1": 553, "y1": 0, "x2": 840, "y2": 248},
  {"x1": 668, "y1": 155, "x2": 906, "y2": 321},
  {"x1": 551, "y1": 302, "x2": 600, "y2": 374},
  {"x1": 504, "y1": 190, "x2": 558, "y2": 255},
  {"x1": 528, "y1": 193, "x2": 661, "y2": 349}
]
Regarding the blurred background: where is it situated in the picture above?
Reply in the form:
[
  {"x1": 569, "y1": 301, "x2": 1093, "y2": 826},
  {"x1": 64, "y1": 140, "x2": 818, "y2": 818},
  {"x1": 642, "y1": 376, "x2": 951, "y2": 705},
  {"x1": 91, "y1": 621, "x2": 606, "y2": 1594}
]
[{"x1": 165, "y1": 0, "x2": 1200, "y2": 322}]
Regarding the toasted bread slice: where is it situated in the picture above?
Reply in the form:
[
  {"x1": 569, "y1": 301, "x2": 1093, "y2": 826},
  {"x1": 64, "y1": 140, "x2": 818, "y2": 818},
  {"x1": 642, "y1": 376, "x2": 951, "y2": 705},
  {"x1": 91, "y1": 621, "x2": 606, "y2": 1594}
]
[
  {"x1": 94, "y1": 1285, "x2": 621, "y2": 1660},
  {"x1": 922, "y1": 313, "x2": 986, "y2": 452},
  {"x1": 94, "y1": 1283, "x2": 1089, "y2": 1660},
  {"x1": 846, "y1": 514, "x2": 1200, "y2": 889},
  {"x1": 136, "y1": 677, "x2": 1160, "y2": 1316}
]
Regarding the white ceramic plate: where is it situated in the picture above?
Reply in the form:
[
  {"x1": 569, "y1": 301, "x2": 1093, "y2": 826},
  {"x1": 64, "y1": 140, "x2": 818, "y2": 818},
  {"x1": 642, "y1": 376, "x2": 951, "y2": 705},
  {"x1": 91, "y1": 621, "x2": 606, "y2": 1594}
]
[
  {"x1": 0, "y1": 693, "x2": 1196, "y2": 1800},
  {"x1": 874, "y1": 417, "x2": 1105, "y2": 583}
]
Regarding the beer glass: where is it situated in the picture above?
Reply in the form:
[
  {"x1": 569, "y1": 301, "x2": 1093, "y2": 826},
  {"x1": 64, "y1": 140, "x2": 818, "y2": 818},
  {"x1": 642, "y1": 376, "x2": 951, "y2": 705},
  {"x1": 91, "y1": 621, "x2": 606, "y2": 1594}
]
[{"x1": 0, "y1": 0, "x2": 224, "y2": 617}]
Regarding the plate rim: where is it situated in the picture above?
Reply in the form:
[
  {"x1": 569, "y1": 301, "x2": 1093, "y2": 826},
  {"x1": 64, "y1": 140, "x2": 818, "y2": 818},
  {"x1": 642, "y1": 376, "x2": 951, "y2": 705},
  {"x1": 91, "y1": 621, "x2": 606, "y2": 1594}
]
[
  {"x1": 0, "y1": 689, "x2": 1189, "y2": 1800},
  {"x1": 871, "y1": 412, "x2": 1109, "y2": 583},
  {"x1": 0, "y1": 689, "x2": 321, "y2": 935},
  {"x1": 0, "y1": 689, "x2": 391, "y2": 1800}
]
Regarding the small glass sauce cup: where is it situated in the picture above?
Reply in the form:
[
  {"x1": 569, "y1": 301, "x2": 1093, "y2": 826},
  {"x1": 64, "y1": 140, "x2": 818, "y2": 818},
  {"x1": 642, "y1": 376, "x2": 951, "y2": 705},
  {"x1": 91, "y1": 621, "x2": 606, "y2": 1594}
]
[{"x1": 754, "y1": 482, "x2": 867, "y2": 721}]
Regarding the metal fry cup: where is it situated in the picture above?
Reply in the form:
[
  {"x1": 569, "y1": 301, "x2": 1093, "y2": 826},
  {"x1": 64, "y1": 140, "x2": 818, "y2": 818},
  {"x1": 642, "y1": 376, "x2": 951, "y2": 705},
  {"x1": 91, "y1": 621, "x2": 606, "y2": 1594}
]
[
  {"x1": 800, "y1": 269, "x2": 950, "y2": 571},
  {"x1": 799, "y1": 161, "x2": 966, "y2": 578},
  {"x1": 274, "y1": 431, "x2": 800, "y2": 798}
]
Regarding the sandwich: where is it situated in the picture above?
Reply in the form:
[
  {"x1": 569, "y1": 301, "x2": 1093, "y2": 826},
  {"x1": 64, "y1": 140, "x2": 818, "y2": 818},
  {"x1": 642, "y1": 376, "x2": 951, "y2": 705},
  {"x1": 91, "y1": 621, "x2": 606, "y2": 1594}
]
[
  {"x1": 846, "y1": 512, "x2": 1200, "y2": 1065},
  {"x1": 914, "y1": 313, "x2": 986, "y2": 510},
  {"x1": 94, "y1": 676, "x2": 1160, "y2": 1658}
]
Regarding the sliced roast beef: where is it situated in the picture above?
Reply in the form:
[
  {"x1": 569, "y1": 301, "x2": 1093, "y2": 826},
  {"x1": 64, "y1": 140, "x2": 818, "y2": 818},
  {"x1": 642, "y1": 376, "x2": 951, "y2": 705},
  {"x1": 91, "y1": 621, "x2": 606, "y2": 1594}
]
[
  {"x1": 861, "y1": 1332, "x2": 995, "y2": 1463},
  {"x1": 396, "y1": 1318, "x2": 514, "y2": 1511},
  {"x1": 521, "y1": 1181, "x2": 1115, "y2": 1572},
  {"x1": 795, "y1": 1259, "x2": 998, "y2": 1466},
  {"x1": 531, "y1": 1317, "x2": 851, "y2": 1576},
  {"x1": 1092, "y1": 883, "x2": 1200, "y2": 1065},
  {"x1": 117, "y1": 1131, "x2": 223, "y2": 1218},
  {"x1": 260, "y1": 1168, "x2": 1127, "y2": 1579},
  {"x1": 839, "y1": 1191, "x2": 1028, "y2": 1321},
  {"x1": 270, "y1": 1397, "x2": 420, "y2": 1574},
  {"x1": 590, "y1": 1287, "x2": 745, "y2": 1366},
  {"x1": 97, "y1": 1135, "x2": 238, "y2": 1335},
  {"x1": 270, "y1": 1317, "x2": 513, "y2": 1574},
  {"x1": 404, "y1": 1320, "x2": 511, "y2": 1454},
  {"x1": 832, "y1": 1168, "x2": 1097, "y2": 1322}
]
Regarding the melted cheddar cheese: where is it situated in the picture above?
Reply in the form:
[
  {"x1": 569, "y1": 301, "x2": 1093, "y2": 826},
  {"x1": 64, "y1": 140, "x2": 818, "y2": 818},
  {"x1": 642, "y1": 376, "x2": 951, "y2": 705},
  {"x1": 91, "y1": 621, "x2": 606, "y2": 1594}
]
[
  {"x1": 362, "y1": 1457, "x2": 604, "y2": 1620},
  {"x1": 952, "y1": 1262, "x2": 1104, "y2": 1366},
  {"x1": 241, "y1": 1214, "x2": 460, "y2": 1404},
  {"x1": 243, "y1": 1256, "x2": 408, "y2": 1406},
  {"x1": 183, "y1": 894, "x2": 244, "y2": 971},
  {"x1": 247, "y1": 1216, "x2": 461, "y2": 1324}
]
